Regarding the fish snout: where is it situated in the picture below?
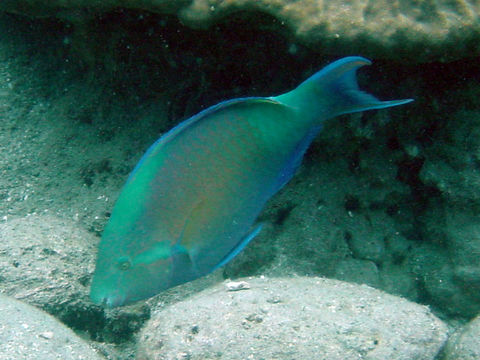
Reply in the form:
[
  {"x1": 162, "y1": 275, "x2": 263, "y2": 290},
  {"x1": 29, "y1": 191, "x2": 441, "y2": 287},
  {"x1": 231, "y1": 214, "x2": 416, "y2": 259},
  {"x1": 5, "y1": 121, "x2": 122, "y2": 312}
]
[
  {"x1": 98, "y1": 294, "x2": 126, "y2": 308},
  {"x1": 91, "y1": 287, "x2": 127, "y2": 308}
]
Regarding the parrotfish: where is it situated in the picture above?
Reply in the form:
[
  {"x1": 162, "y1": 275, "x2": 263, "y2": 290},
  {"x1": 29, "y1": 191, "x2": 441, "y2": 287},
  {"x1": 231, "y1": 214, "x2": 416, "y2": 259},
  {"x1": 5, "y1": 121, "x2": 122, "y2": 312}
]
[{"x1": 90, "y1": 57, "x2": 412, "y2": 307}]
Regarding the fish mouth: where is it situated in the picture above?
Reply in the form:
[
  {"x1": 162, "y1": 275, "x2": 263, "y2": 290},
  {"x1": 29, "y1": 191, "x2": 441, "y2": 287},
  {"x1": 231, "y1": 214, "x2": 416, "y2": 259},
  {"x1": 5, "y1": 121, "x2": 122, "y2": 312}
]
[
  {"x1": 100, "y1": 295, "x2": 126, "y2": 308},
  {"x1": 91, "y1": 290, "x2": 126, "y2": 308}
]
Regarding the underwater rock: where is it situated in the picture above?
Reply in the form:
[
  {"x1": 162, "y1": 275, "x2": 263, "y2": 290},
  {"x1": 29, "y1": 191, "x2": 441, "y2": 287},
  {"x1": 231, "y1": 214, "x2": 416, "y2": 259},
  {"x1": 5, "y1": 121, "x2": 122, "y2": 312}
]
[
  {"x1": 408, "y1": 242, "x2": 480, "y2": 318},
  {"x1": 418, "y1": 106, "x2": 480, "y2": 317},
  {"x1": 0, "y1": 215, "x2": 96, "y2": 308},
  {"x1": 334, "y1": 258, "x2": 381, "y2": 288},
  {"x1": 420, "y1": 107, "x2": 480, "y2": 204},
  {"x1": 0, "y1": 0, "x2": 479, "y2": 62},
  {"x1": 0, "y1": 294, "x2": 103, "y2": 360},
  {"x1": 137, "y1": 277, "x2": 448, "y2": 360},
  {"x1": 442, "y1": 314, "x2": 480, "y2": 360},
  {"x1": 0, "y1": 214, "x2": 150, "y2": 344}
]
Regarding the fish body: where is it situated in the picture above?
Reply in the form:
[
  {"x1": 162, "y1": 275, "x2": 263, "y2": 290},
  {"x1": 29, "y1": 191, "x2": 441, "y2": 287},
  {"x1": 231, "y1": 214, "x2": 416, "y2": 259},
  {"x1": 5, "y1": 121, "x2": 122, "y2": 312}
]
[{"x1": 90, "y1": 57, "x2": 412, "y2": 307}]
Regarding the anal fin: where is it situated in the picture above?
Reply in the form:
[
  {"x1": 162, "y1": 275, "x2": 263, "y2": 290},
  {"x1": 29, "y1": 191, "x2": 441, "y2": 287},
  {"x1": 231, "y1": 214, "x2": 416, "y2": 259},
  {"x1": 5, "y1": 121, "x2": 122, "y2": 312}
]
[
  {"x1": 274, "y1": 126, "x2": 321, "y2": 192},
  {"x1": 212, "y1": 224, "x2": 263, "y2": 271}
]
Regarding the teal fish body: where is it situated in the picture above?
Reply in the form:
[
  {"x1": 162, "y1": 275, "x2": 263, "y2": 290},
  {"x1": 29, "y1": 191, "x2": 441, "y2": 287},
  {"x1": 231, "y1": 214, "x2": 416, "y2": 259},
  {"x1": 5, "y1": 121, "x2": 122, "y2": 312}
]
[{"x1": 90, "y1": 57, "x2": 412, "y2": 307}]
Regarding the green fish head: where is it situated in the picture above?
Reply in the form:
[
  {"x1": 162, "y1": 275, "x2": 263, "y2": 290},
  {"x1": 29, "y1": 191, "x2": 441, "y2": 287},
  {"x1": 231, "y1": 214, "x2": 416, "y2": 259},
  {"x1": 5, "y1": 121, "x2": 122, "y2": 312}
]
[{"x1": 90, "y1": 236, "x2": 174, "y2": 307}]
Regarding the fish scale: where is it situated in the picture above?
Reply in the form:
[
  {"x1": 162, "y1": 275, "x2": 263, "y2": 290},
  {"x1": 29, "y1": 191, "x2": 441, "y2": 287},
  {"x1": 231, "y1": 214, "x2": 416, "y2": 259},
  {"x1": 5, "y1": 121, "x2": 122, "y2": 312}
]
[{"x1": 90, "y1": 57, "x2": 413, "y2": 307}]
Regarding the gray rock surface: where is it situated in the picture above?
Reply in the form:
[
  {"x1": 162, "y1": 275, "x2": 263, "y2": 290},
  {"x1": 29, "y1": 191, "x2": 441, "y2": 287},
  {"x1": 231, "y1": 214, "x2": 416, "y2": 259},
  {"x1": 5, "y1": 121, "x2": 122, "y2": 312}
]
[
  {"x1": 0, "y1": 12, "x2": 169, "y2": 234},
  {"x1": 442, "y1": 315, "x2": 480, "y2": 360},
  {"x1": 418, "y1": 105, "x2": 480, "y2": 317},
  {"x1": 0, "y1": 214, "x2": 150, "y2": 346},
  {"x1": 137, "y1": 277, "x2": 448, "y2": 360},
  {"x1": 0, "y1": 293, "x2": 103, "y2": 360},
  {"x1": 0, "y1": 214, "x2": 96, "y2": 308}
]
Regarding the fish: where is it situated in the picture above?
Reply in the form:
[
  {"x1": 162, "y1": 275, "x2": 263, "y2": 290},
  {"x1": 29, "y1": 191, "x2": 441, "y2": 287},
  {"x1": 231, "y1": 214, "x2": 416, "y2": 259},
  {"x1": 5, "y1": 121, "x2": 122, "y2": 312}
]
[{"x1": 90, "y1": 56, "x2": 413, "y2": 307}]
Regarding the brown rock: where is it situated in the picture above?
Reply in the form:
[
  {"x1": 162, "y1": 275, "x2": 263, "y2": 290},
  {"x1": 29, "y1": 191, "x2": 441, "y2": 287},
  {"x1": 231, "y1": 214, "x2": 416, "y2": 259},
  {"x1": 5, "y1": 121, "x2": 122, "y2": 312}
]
[{"x1": 1, "y1": 0, "x2": 479, "y2": 62}]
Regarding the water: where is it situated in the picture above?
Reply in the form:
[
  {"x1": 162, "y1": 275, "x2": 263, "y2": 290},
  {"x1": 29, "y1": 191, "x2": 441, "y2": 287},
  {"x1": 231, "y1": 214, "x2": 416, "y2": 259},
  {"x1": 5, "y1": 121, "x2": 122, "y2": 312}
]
[{"x1": 0, "y1": 7, "x2": 479, "y2": 359}]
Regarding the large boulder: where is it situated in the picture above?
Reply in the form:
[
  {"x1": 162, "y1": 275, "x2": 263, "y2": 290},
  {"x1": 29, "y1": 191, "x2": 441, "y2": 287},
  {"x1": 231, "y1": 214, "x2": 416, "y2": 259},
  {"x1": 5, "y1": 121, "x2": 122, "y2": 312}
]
[
  {"x1": 137, "y1": 277, "x2": 448, "y2": 360},
  {"x1": 0, "y1": 215, "x2": 150, "y2": 343},
  {"x1": 0, "y1": 215, "x2": 96, "y2": 310},
  {"x1": 0, "y1": 294, "x2": 103, "y2": 360},
  {"x1": 442, "y1": 314, "x2": 480, "y2": 360}
]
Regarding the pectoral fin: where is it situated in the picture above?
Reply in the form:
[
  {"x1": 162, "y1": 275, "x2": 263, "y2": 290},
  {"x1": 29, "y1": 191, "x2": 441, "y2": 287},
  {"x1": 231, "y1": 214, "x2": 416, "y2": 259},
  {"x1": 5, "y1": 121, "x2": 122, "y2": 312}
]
[{"x1": 170, "y1": 244, "x2": 200, "y2": 286}]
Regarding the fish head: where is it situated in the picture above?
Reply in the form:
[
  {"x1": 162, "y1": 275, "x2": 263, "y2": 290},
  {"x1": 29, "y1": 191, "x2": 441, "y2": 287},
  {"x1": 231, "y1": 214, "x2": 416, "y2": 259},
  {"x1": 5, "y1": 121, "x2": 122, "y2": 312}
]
[{"x1": 90, "y1": 231, "x2": 176, "y2": 307}]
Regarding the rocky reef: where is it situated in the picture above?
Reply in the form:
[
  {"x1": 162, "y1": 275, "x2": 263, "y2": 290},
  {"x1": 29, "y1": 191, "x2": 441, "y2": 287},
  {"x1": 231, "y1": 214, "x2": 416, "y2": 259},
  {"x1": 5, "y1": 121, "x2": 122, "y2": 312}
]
[
  {"x1": 1, "y1": 0, "x2": 480, "y2": 62},
  {"x1": 0, "y1": 1, "x2": 479, "y2": 359}
]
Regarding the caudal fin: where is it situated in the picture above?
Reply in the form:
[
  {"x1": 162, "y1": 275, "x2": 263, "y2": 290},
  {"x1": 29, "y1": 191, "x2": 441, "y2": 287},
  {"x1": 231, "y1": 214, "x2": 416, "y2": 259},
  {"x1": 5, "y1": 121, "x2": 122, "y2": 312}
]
[{"x1": 274, "y1": 56, "x2": 413, "y2": 123}]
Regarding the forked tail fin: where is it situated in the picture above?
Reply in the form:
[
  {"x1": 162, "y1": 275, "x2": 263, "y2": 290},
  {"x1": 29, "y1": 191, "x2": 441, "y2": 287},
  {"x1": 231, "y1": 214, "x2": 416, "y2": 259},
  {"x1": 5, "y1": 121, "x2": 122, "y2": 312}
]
[{"x1": 273, "y1": 56, "x2": 413, "y2": 125}]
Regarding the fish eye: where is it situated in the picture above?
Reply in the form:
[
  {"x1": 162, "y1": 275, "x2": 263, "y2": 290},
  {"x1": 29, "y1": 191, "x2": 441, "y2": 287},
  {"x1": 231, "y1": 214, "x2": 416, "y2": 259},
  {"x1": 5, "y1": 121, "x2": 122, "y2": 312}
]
[{"x1": 116, "y1": 257, "x2": 132, "y2": 271}]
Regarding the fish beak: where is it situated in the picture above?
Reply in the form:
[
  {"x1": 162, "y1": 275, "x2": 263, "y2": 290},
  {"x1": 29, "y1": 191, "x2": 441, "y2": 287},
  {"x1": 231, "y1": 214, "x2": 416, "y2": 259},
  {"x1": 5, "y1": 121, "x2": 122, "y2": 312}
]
[{"x1": 91, "y1": 290, "x2": 126, "y2": 308}]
